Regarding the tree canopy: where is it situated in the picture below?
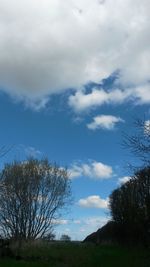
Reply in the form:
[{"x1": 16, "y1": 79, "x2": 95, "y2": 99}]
[
  {"x1": 60, "y1": 234, "x2": 71, "y2": 242},
  {"x1": 109, "y1": 166, "x2": 150, "y2": 245},
  {"x1": 0, "y1": 158, "x2": 71, "y2": 240}
]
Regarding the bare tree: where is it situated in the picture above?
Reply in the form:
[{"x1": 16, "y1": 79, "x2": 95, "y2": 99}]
[
  {"x1": 123, "y1": 118, "x2": 150, "y2": 166},
  {"x1": 0, "y1": 158, "x2": 71, "y2": 240}
]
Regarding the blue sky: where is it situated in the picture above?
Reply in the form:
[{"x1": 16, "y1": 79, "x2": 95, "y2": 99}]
[{"x1": 0, "y1": 0, "x2": 150, "y2": 240}]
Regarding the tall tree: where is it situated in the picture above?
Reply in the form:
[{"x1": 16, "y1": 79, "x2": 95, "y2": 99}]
[
  {"x1": 0, "y1": 158, "x2": 71, "y2": 240},
  {"x1": 109, "y1": 166, "x2": 150, "y2": 245}
]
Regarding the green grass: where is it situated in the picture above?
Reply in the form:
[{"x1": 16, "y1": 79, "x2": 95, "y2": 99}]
[{"x1": 0, "y1": 242, "x2": 150, "y2": 267}]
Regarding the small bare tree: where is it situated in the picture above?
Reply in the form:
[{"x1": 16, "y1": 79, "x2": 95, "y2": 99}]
[{"x1": 0, "y1": 158, "x2": 71, "y2": 240}]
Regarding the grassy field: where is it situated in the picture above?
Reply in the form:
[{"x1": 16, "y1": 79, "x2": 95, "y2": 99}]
[{"x1": 0, "y1": 242, "x2": 150, "y2": 267}]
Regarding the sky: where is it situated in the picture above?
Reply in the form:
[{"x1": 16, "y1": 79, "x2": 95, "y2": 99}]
[{"x1": 0, "y1": 0, "x2": 150, "y2": 240}]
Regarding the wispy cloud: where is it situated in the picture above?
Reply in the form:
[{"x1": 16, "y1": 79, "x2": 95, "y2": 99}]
[
  {"x1": 15, "y1": 145, "x2": 42, "y2": 158},
  {"x1": 24, "y1": 146, "x2": 42, "y2": 157},
  {"x1": 56, "y1": 216, "x2": 110, "y2": 240},
  {"x1": 83, "y1": 216, "x2": 110, "y2": 227},
  {"x1": 87, "y1": 115, "x2": 124, "y2": 130},
  {"x1": 52, "y1": 219, "x2": 68, "y2": 225},
  {"x1": 77, "y1": 216, "x2": 110, "y2": 239},
  {"x1": 78, "y1": 195, "x2": 109, "y2": 209},
  {"x1": 69, "y1": 161, "x2": 113, "y2": 179}
]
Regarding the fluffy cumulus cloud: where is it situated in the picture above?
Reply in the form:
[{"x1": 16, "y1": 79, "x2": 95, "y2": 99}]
[
  {"x1": 69, "y1": 86, "x2": 150, "y2": 112},
  {"x1": 78, "y1": 195, "x2": 109, "y2": 209},
  {"x1": 0, "y1": 0, "x2": 150, "y2": 109},
  {"x1": 87, "y1": 115, "x2": 124, "y2": 130},
  {"x1": 69, "y1": 161, "x2": 113, "y2": 179}
]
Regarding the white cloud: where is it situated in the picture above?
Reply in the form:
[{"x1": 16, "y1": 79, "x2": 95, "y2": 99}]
[
  {"x1": 83, "y1": 216, "x2": 110, "y2": 227},
  {"x1": 69, "y1": 85, "x2": 150, "y2": 112},
  {"x1": 69, "y1": 161, "x2": 113, "y2": 179},
  {"x1": 118, "y1": 176, "x2": 131, "y2": 185},
  {"x1": 0, "y1": 0, "x2": 150, "y2": 109},
  {"x1": 16, "y1": 144, "x2": 42, "y2": 158},
  {"x1": 24, "y1": 146, "x2": 42, "y2": 157},
  {"x1": 78, "y1": 195, "x2": 109, "y2": 209},
  {"x1": 87, "y1": 115, "x2": 124, "y2": 130},
  {"x1": 134, "y1": 86, "x2": 150, "y2": 104},
  {"x1": 52, "y1": 219, "x2": 68, "y2": 225},
  {"x1": 69, "y1": 88, "x2": 129, "y2": 112},
  {"x1": 144, "y1": 120, "x2": 150, "y2": 135},
  {"x1": 78, "y1": 216, "x2": 109, "y2": 240},
  {"x1": 56, "y1": 216, "x2": 109, "y2": 240}
]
